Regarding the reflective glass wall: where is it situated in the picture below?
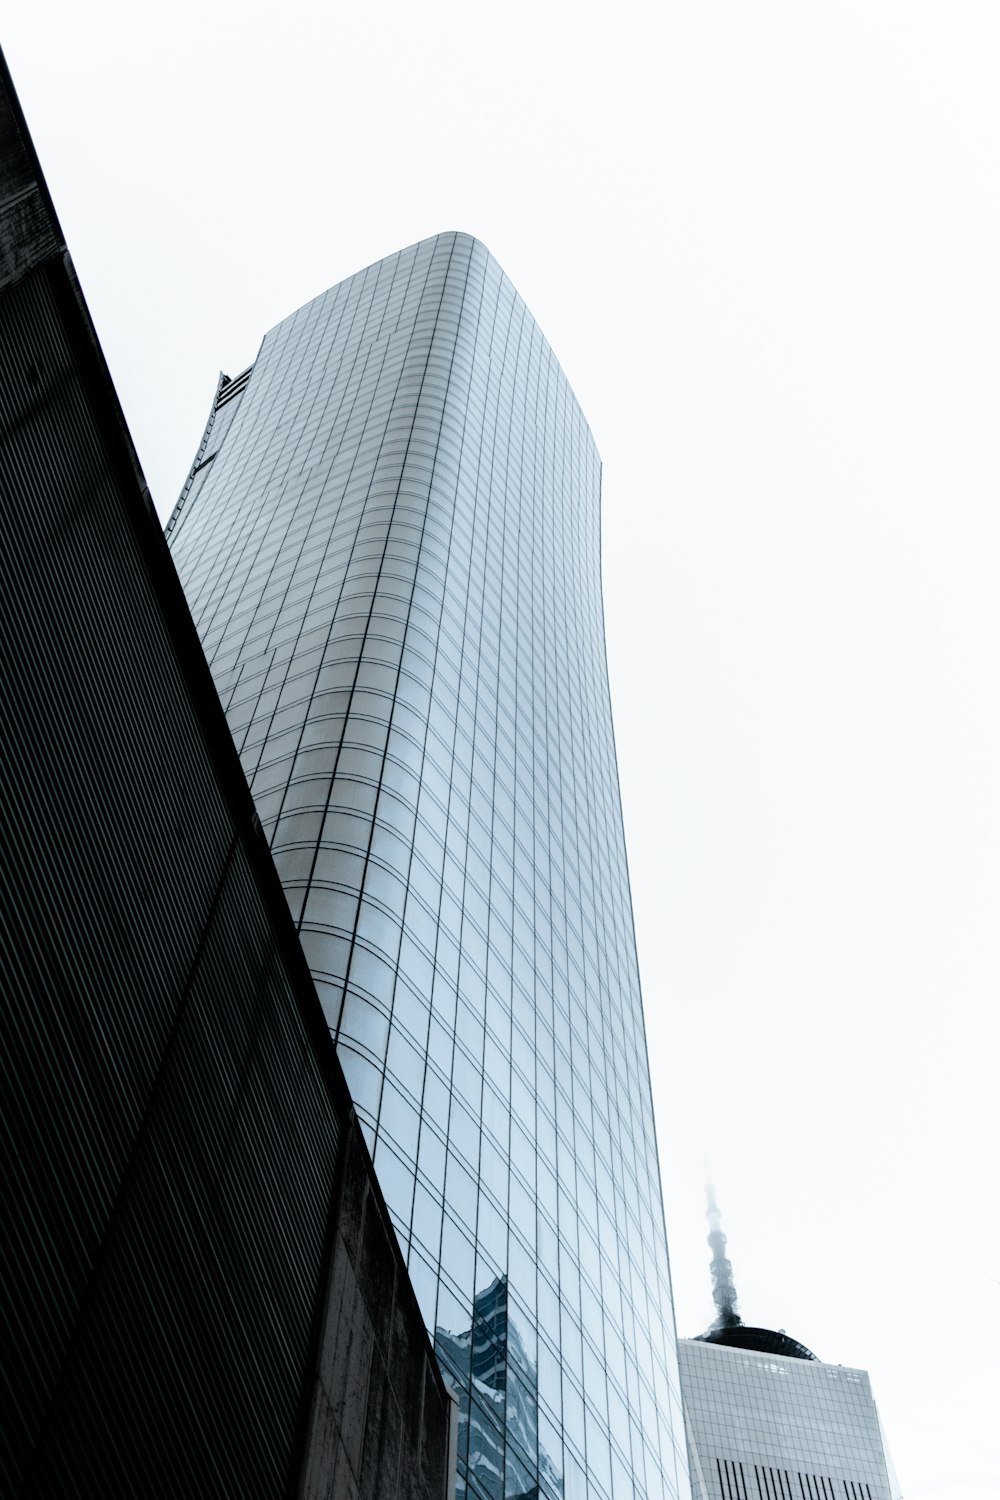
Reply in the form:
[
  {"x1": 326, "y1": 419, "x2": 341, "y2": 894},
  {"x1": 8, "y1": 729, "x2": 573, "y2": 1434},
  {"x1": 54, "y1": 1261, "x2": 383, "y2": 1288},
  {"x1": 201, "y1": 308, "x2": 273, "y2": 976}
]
[
  {"x1": 677, "y1": 1340, "x2": 901, "y2": 1500},
  {"x1": 168, "y1": 233, "x2": 688, "y2": 1500}
]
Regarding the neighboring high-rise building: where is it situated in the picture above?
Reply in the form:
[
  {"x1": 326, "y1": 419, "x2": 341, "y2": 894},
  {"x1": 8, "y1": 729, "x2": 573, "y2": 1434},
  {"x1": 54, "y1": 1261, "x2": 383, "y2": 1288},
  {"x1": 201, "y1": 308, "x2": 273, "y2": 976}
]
[
  {"x1": 168, "y1": 234, "x2": 688, "y2": 1500},
  {"x1": 678, "y1": 1337, "x2": 900, "y2": 1500},
  {"x1": 1, "y1": 52, "x2": 451, "y2": 1500},
  {"x1": 677, "y1": 1195, "x2": 900, "y2": 1500}
]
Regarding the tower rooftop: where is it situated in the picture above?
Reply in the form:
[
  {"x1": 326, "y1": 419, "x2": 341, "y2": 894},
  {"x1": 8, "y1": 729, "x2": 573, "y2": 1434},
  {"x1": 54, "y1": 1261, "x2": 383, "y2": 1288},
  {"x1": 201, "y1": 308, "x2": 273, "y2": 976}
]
[{"x1": 693, "y1": 1325, "x2": 818, "y2": 1361}]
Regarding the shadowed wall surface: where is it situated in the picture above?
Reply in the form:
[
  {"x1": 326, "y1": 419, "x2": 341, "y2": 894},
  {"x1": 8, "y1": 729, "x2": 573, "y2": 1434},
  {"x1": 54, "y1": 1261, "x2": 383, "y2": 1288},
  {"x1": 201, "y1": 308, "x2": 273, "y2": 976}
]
[{"x1": 0, "y1": 53, "x2": 449, "y2": 1500}]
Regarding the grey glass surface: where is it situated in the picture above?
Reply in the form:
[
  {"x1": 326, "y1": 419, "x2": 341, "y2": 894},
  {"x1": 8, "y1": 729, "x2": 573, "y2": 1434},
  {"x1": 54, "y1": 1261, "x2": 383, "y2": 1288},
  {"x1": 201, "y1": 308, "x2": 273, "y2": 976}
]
[
  {"x1": 677, "y1": 1340, "x2": 901, "y2": 1500},
  {"x1": 168, "y1": 233, "x2": 687, "y2": 1500}
]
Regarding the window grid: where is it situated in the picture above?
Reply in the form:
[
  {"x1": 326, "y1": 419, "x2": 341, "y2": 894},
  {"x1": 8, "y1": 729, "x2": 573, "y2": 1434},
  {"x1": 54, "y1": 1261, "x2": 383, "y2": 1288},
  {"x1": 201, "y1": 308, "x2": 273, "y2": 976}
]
[{"x1": 169, "y1": 233, "x2": 683, "y2": 1500}]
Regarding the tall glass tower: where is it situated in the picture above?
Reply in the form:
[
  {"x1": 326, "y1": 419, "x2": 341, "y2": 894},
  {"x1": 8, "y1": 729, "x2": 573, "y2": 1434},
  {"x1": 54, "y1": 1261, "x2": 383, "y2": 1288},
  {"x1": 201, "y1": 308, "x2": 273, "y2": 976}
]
[
  {"x1": 168, "y1": 233, "x2": 687, "y2": 1500},
  {"x1": 677, "y1": 1194, "x2": 900, "y2": 1500}
]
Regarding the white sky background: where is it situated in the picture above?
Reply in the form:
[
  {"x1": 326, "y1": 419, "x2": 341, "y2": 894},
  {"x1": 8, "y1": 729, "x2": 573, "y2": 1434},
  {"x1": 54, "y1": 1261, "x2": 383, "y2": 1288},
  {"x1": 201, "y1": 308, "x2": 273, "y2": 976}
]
[{"x1": 6, "y1": 3, "x2": 999, "y2": 1494}]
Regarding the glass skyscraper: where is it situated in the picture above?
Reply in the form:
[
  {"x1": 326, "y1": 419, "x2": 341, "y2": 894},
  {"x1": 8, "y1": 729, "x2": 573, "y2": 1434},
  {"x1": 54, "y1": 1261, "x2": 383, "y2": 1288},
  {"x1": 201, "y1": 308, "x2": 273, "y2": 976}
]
[
  {"x1": 168, "y1": 232, "x2": 687, "y2": 1500},
  {"x1": 677, "y1": 1338, "x2": 902, "y2": 1500},
  {"x1": 676, "y1": 1197, "x2": 900, "y2": 1500}
]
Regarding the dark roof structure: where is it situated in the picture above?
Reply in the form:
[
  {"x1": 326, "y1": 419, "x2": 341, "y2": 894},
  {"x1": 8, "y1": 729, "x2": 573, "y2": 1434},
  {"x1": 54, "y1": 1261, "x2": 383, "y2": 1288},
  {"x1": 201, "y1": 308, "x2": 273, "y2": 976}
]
[
  {"x1": 694, "y1": 1325, "x2": 818, "y2": 1361},
  {"x1": 694, "y1": 1187, "x2": 819, "y2": 1361}
]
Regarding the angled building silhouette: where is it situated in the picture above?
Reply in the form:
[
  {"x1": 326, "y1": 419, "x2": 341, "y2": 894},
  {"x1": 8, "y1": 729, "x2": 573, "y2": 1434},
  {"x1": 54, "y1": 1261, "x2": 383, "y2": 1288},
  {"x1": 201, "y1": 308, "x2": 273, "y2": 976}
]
[
  {"x1": 0, "y1": 49, "x2": 453, "y2": 1500},
  {"x1": 168, "y1": 234, "x2": 688, "y2": 1500}
]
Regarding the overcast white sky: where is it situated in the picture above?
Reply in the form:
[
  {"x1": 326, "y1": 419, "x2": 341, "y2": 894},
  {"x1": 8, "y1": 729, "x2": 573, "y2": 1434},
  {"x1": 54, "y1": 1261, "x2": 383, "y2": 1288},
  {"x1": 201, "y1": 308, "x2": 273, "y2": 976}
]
[{"x1": 7, "y1": 3, "x2": 999, "y2": 1495}]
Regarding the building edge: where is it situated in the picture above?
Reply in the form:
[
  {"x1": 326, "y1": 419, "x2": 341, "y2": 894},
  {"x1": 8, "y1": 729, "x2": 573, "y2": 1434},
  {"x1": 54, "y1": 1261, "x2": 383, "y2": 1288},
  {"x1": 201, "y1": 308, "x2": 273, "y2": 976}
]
[{"x1": 1, "y1": 47, "x2": 453, "y2": 1499}]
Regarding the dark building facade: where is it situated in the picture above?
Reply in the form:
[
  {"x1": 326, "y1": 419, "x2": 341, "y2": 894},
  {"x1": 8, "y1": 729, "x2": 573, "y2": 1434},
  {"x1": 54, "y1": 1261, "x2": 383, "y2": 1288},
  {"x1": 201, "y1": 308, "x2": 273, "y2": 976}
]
[
  {"x1": 168, "y1": 235, "x2": 688, "y2": 1500},
  {"x1": 0, "y1": 53, "x2": 451, "y2": 1500}
]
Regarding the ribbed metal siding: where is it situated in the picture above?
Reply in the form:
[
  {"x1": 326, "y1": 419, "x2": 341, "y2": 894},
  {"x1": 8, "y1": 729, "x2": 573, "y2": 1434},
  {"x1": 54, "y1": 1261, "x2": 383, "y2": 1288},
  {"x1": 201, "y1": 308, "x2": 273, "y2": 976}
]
[{"x1": 0, "y1": 262, "x2": 339, "y2": 1496}]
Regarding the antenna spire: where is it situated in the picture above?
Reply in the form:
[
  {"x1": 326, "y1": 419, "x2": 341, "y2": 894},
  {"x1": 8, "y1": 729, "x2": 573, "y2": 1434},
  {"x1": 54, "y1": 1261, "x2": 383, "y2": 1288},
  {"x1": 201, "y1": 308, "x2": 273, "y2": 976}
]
[{"x1": 706, "y1": 1184, "x2": 742, "y2": 1331}]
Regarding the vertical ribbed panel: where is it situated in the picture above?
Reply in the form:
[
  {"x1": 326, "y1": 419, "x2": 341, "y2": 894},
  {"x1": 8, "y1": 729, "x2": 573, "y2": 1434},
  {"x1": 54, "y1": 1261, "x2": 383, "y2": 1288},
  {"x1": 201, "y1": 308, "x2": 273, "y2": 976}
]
[
  {"x1": 1, "y1": 58, "x2": 455, "y2": 1488},
  {"x1": 0, "y1": 260, "x2": 341, "y2": 1497}
]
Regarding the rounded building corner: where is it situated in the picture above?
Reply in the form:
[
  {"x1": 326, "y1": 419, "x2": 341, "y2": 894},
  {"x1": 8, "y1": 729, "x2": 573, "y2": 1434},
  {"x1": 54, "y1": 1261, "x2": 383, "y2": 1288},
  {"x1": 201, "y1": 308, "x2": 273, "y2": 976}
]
[
  {"x1": 165, "y1": 238, "x2": 672, "y2": 1500},
  {"x1": 443, "y1": 229, "x2": 490, "y2": 255}
]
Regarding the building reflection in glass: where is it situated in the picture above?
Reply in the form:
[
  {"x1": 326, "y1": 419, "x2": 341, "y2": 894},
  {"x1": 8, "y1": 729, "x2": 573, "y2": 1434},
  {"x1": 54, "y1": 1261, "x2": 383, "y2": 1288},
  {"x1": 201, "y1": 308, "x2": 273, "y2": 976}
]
[{"x1": 435, "y1": 1276, "x2": 562, "y2": 1500}]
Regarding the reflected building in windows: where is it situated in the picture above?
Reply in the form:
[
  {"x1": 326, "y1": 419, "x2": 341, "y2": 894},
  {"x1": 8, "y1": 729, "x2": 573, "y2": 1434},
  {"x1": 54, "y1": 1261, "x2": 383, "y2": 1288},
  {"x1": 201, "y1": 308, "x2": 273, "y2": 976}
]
[
  {"x1": 434, "y1": 1274, "x2": 563, "y2": 1498},
  {"x1": 168, "y1": 233, "x2": 687, "y2": 1500}
]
